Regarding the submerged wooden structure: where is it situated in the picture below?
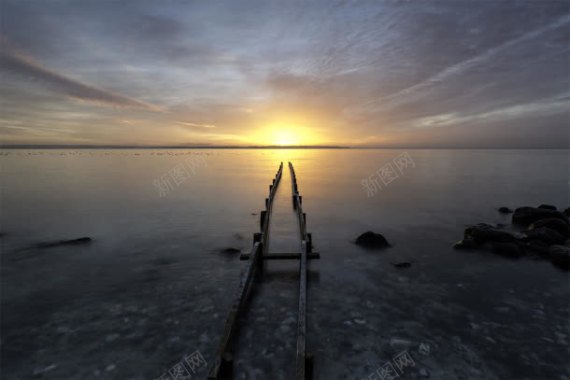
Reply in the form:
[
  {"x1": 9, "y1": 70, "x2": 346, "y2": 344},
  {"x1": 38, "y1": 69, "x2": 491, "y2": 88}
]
[{"x1": 208, "y1": 162, "x2": 319, "y2": 380}]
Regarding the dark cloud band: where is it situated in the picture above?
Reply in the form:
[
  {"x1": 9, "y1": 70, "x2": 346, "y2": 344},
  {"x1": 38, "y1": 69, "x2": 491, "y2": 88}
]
[{"x1": 0, "y1": 41, "x2": 158, "y2": 111}]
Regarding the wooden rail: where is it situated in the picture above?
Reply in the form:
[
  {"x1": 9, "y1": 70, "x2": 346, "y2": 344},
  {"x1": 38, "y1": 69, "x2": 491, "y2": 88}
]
[
  {"x1": 289, "y1": 162, "x2": 314, "y2": 380},
  {"x1": 208, "y1": 161, "x2": 316, "y2": 380},
  {"x1": 208, "y1": 163, "x2": 283, "y2": 380}
]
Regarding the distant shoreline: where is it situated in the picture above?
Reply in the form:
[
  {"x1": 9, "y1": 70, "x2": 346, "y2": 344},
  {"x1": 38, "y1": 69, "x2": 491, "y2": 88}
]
[
  {"x1": 0, "y1": 145, "x2": 351, "y2": 150},
  {"x1": 1, "y1": 145, "x2": 569, "y2": 150}
]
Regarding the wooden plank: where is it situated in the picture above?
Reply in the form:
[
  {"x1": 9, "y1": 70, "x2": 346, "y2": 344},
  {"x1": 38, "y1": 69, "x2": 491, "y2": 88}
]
[{"x1": 239, "y1": 252, "x2": 320, "y2": 260}]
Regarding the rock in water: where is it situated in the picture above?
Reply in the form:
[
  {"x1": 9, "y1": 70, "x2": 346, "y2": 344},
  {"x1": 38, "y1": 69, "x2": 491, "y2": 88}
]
[
  {"x1": 464, "y1": 224, "x2": 516, "y2": 245},
  {"x1": 538, "y1": 204, "x2": 557, "y2": 211},
  {"x1": 491, "y1": 242, "x2": 523, "y2": 258},
  {"x1": 529, "y1": 218, "x2": 569, "y2": 238},
  {"x1": 453, "y1": 237, "x2": 478, "y2": 250},
  {"x1": 220, "y1": 247, "x2": 241, "y2": 254},
  {"x1": 498, "y1": 207, "x2": 513, "y2": 214},
  {"x1": 549, "y1": 245, "x2": 569, "y2": 270},
  {"x1": 525, "y1": 240, "x2": 550, "y2": 257},
  {"x1": 512, "y1": 207, "x2": 568, "y2": 226},
  {"x1": 392, "y1": 262, "x2": 412, "y2": 269},
  {"x1": 64, "y1": 237, "x2": 92, "y2": 245},
  {"x1": 524, "y1": 227, "x2": 566, "y2": 245},
  {"x1": 355, "y1": 231, "x2": 390, "y2": 250},
  {"x1": 36, "y1": 237, "x2": 92, "y2": 249}
]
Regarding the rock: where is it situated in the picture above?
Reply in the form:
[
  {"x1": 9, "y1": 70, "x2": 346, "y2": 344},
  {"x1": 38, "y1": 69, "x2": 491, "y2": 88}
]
[
  {"x1": 498, "y1": 207, "x2": 513, "y2": 214},
  {"x1": 355, "y1": 231, "x2": 390, "y2": 250},
  {"x1": 525, "y1": 240, "x2": 550, "y2": 257},
  {"x1": 512, "y1": 207, "x2": 568, "y2": 226},
  {"x1": 220, "y1": 247, "x2": 241, "y2": 254},
  {"x1": 524, "y1": 227, "x2": 566, "y2": 245},
  {"x1": 453, "y1": 237, "x2": 478, "y2": 250},
  {"x1": 491, "y1": 242, "x2": 523, "y2": 258},
  {"x1": 549, "y1": 245, "x2": 569, "y2": 270},
  {"x1": 538, "y1": 204, "x2": 557, "y2": 210},
  {"x1": 392, "y1": 261, "x2": 411, "y2": 269},
  {"x1": 529, "y1": 218, "x2": 569, "y2": 238},
  {"x1": 464, "y1": 224, "x2": 516, "y2": 245},
  {"x1": 35, "y1": 237, "x2": 92, "y2": 249}
]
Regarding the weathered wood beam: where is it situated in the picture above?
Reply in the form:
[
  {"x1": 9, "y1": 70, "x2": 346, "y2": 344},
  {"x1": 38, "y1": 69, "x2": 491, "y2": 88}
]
[{"x1": 239, "y1": 252, "x2": 320, "y2": 260}]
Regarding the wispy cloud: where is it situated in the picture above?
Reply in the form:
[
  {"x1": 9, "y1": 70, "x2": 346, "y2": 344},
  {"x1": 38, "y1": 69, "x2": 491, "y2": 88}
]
[
  {"x1": 409, "y1": 94, "x2": 570, "y2": 129},
  {"x1": 176, "y1": 121, "x2": 216, "y2": 129},
  {"x1": 0, "y1": 39, "x2": 160, "y2": 111},
  {"x1": 346, "y1": 14, "x2": 570, "y2": 117}
]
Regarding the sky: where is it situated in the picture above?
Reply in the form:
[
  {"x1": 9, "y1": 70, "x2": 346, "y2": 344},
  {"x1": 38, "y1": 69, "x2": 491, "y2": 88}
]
[{"x1": 0, "y1": 0, "x2": 569, "y2": 148}]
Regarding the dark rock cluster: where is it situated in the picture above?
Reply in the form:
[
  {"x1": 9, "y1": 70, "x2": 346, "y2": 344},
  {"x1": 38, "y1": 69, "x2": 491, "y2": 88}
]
[
  {"x1": 454, "y1": 205, "x2": 569, "y2": 270},
  {"x1": 355, "y1": 231, "x2": 391, "y2": 250}
]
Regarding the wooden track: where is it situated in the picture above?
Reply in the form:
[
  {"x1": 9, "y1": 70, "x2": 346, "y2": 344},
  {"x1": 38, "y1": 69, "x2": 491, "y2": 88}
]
[{"x1": 208, "y1": 162, "x2": 317, "y2": 380}]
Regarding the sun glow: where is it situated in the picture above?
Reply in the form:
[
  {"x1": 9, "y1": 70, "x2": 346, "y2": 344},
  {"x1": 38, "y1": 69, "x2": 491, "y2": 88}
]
[
  {"x1": 273, "y1": 129, "x2": 299, "y2": 146},
  {"x1": 251, "y1": 117, "x2": 323, "y2": 146}
]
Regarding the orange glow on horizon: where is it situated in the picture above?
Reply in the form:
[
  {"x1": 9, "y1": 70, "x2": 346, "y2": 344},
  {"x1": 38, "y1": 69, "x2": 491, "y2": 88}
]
[{"x1": 250, "y1": 115, "x2": 324, "y2": 146}]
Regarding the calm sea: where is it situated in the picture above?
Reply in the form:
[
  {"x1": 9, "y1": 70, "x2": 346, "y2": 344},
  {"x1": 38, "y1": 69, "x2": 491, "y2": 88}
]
[{"x1": 1, "y1": 149, "x2": 568, "y2": 379}]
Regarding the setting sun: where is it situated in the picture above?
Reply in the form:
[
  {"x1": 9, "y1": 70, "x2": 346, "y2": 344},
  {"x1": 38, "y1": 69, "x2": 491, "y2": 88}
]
[
  {"x1": 273, "y1": 129, "x2": 299, "y2": 146},
  {"x1": 250, "y1": 116, "x2": 324, "y2": 146}
]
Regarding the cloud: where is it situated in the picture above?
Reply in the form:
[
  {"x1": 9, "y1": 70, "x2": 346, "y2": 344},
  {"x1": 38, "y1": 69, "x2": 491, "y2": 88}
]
[
  {"x1": 0, "y1": 39, "x2": 160, "y2": 110},
  {"x1": 176, "y1": 121, "x2": 216, "y2": 129},
  {"x1": 409, "y1": 94, "x2": 570, "y2": 129},
  {"x1": 345, "y1": 13, "x2": 570, "y2": 117},
  {"x1": 1, "y1": 1, "x2": 568, "y2": 147}
]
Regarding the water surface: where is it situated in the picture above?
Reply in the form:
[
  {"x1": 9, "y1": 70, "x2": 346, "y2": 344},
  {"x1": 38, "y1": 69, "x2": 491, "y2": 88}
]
[{"x1": 1, "y1": 149, "x2": 568, "y2": 379}]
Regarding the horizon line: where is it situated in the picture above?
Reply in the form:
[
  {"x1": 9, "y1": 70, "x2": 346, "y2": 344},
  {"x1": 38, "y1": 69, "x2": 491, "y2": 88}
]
[{"x1": 1, "y1": 144, "x2": 569, "y2": 150}]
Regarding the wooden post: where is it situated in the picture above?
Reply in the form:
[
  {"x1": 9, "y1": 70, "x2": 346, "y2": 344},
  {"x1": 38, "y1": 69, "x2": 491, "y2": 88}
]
[
  {"x1": 260, "y1": 211, "x2": 267, "y2": 230},
  {"x1": 220, "y1": 353, "x2": 233, "y2": 378},
  {"x1": 305, "y1": 353, "x2": 314, "y2": 380}
]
